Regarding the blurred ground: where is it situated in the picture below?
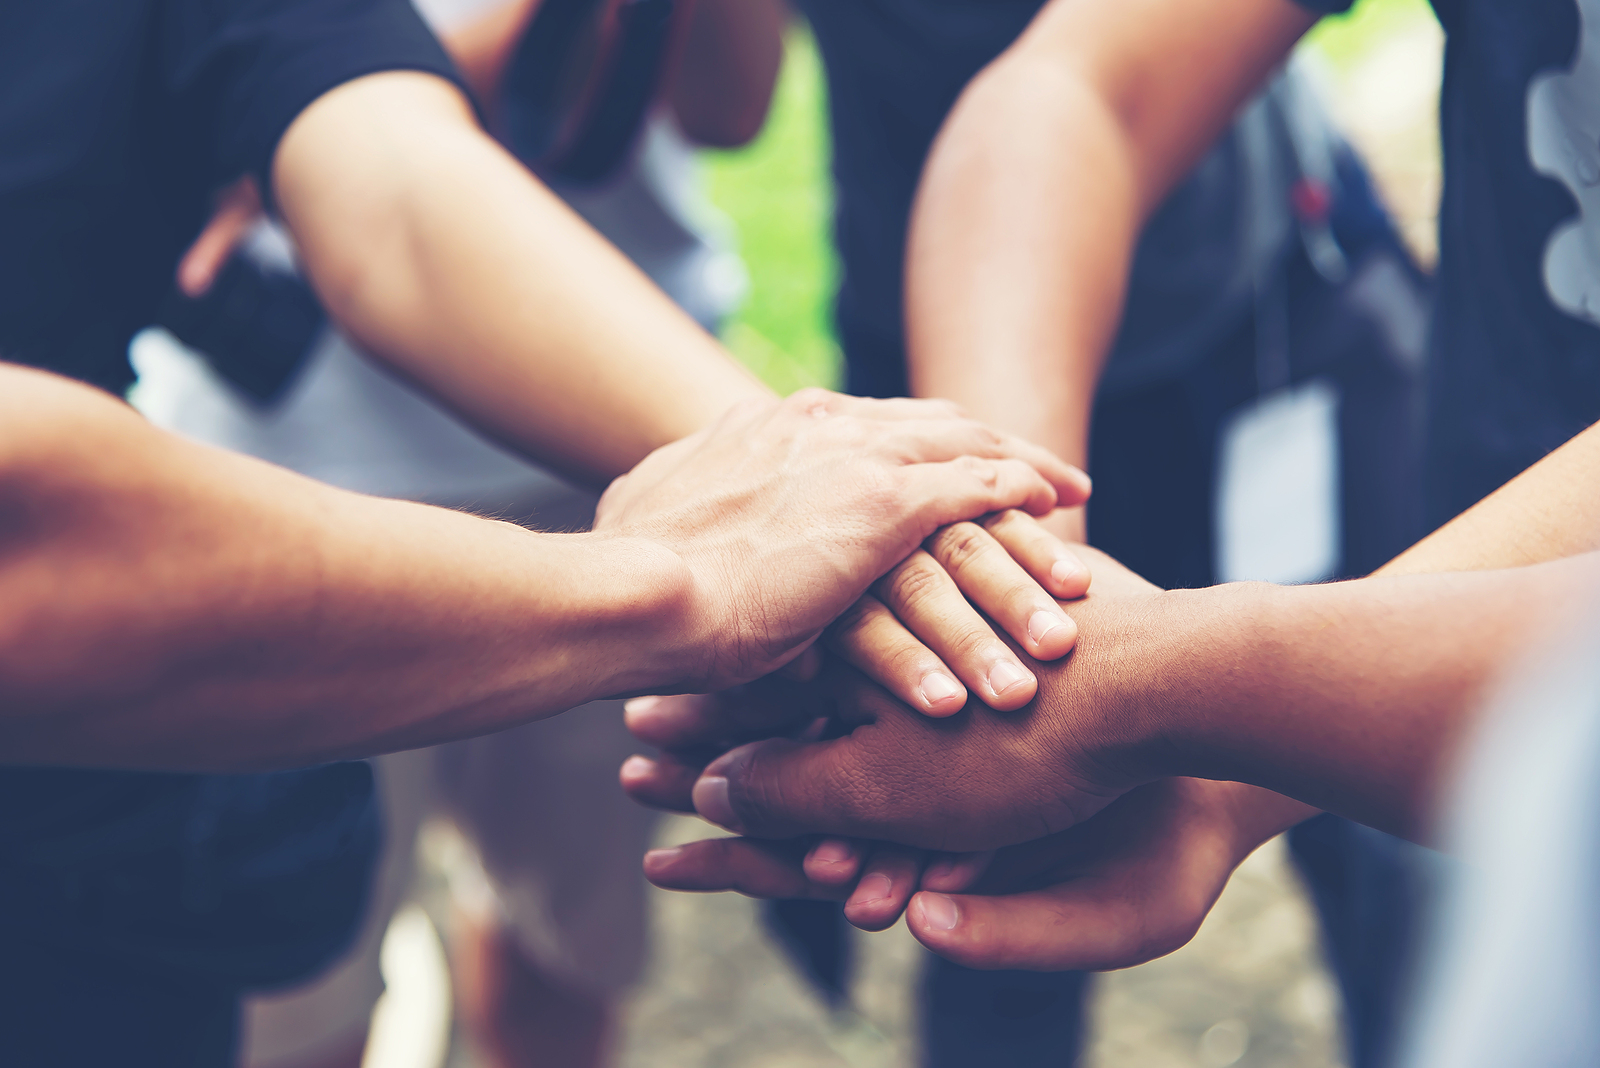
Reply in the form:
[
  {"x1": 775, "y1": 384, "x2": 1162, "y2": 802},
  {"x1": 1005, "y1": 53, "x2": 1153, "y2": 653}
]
[{"x1": 378, "y1": 4, "x2": 1448, "y2": 1067}]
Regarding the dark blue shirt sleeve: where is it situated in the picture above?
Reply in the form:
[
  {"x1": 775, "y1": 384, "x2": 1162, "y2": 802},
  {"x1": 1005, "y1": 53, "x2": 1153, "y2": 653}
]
[{"x1": 161, "y1": 0, "x2": 466, "y2": 200}]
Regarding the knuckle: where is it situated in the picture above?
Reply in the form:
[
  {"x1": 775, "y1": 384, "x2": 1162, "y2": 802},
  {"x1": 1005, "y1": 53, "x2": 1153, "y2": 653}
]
[
  {"x1": 925, "y1": 521, "x2": 994, "y2": 572},
  {"x1": 956, "y1": 454, "x2": 1002, "y2": 488},
  {"x1": 786, "y1": 387, "x2": 836, "y2": 417},
  {"x1": 981, "y1": 508, "x2": 1030, "y2": 538},
  {"x1": 879, "y1": 555, "x2": 948, "y2": 614}
]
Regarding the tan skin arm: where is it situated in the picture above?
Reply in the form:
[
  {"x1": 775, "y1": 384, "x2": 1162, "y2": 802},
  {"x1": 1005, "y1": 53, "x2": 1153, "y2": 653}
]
[
  {"x1": 905, "y1": 0, "x2": 1316, "y2": 536},
  {"x1": 275, "y1": 70, "x2": 769, "y2": 487},
  {"x1": 0, "y1": 367, "x2": 1084, "y2": 771}
]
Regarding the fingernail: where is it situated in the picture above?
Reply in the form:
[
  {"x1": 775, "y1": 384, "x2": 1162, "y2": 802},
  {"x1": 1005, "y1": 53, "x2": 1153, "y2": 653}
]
[
  {"x1": 919, "y1": 671, "x2": 962, "y2": 707},
  {"x1": 620, "y1": 755, "x2": 655, "y2": 780},
  {"x1": 1027, "y1": 610, "x2": 1067, "y2": 645},
  {"x1": 643, "y1": 846, "x2": 683, "y2": 868},
  {"x1": 1050, "y1": 558, "x2": 1082, "y2": 587},
  {"x1": 854, "y1": 872, "x2": 893, "y2": 904},
  {"x1": 624, "y1": 696, "x2": 662, "y2": 715},
  {"x1": 917, "y1": 892, "x2": 961, "y2": 932},
  {"x1": 811, "y1": 839, "x2": 856, "y2": 867},
  {"x1": 988, "y1": 658, "x2": 1032, "y2": 696},
  {"x1": 692, "y1": 775, "x2": 741, "y2": 832}
]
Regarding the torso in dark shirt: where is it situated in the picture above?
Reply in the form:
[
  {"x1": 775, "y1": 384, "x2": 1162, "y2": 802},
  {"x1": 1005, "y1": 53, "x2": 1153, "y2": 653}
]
[
  {"x1": 0, "y1": 0, "x2": 457, "y2": 987},
  {"x1": 1422, "y1": 0, "x2": 1600, "y2": 524},
  {"x1": 0, "y1": 0, "x2": 457, "y2": 394}
]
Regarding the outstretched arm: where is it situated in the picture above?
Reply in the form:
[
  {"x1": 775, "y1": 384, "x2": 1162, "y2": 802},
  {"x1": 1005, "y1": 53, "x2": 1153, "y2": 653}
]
[
  {"x1": 0, "y1": 368, "x2": 1084, "y2": 771},
  {"x1": 906, "y1": 0, "x2": 1314, "y2": 534}
]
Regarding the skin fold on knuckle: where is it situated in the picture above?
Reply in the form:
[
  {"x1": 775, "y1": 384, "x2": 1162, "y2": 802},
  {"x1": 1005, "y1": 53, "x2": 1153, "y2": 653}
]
[
  {"x1": 925, "y1": 521, "x2": 995, "y2": 576},
  {"x1": 879, "y1": 555, "x2": 951, "y2": 619}
]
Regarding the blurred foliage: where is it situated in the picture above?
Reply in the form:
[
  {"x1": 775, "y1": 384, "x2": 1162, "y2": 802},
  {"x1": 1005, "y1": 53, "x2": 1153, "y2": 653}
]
[
  {"x1": 703, "y1": 3, "x2": 1440, "y2": 396},
  {"x1": 703, "y1": 26, "x2": 841, "y2": 395},
  {"x1": 1303, "y1": 0, "x2": 1438, "y2": 71}
]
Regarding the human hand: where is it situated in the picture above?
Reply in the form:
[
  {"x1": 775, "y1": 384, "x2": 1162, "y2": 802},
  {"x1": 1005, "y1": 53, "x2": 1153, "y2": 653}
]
[
  {"x1": 593, "y1": 390, "x2": 1092, "y2": 696},
  {"x1": 825, "y1": 508, "x2": 1091, "y2": 715},
  {"x1": 620, "y1": 546, "x2": 1169, "y2": 852},
  {"x1": 642, "y1": 779, "x2": 1319, "y2": 971}
]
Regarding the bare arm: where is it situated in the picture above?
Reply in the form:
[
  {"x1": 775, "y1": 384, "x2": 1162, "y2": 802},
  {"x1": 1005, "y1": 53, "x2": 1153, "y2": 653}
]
[
  {"x1": 0, "y1": 368, "x2": 1084, "y2": 771},
  {"x1": 0, "y1": 366, "x2": 691, "y2": 770},
  {"x1": 273, "y1": 70, "x2": 770, "y2": 487},
  {"x1": 905, "y1": 0, "x2": 1315, "y2": 532}
]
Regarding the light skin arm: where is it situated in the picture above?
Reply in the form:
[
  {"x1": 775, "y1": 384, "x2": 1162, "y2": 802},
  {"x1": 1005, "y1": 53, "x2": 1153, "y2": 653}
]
[
  {"x1": 274, "y1": 70, "x2": 768, "y2": 487},
  {"x1": 905, "y1": 0, "x2": 1315, "y2": 535},
  {"x1": 0, "y1": 368, "x2": 1084, "y2": 771}
]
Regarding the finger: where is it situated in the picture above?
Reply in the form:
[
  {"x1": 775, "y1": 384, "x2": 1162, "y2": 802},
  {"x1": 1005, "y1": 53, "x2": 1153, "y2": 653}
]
[
  {"x1": 620, "y1": 754, "x2": 701, "y2": 812},
  {"x1": 801, "y1": 392, "x2": 965, "y2": 422},
  {"x1": 644, "y1": 837, "x2": 847, "y2": 901},
  {"x1": 921, "y1": 523, "x2": 1079, "y2": 664},
  {"x1": 693, "y1": 732, "x2": 971, "y2": 848},
  {"x1": 871, "y1": 549, "x2": 1039, "y2": 711},
  {"x1": 863, "y1": 418, "x2": 1089, "y2": 506},
  {"x1": 900, "y1": 456, "x2": 1062, "y2": 525},
  {"x1": 803, "y1": 837, "x2": 865, "y2": 887},
  {"x1": 919, "y1": 850, "x2": 995, "y2": 893},
  {"x1": 691, "y1": 737, "x2": 877, "y2": 841},
  {"x1": 825, "y1": 594, "x2": 969, "y2": 717},
  {"x1": 982, "y1": 510, "x2": 1092, "y2": 601},
  {"x1": 844, "y1": 843, "x2": 925, "y2": 932},
  {"x1": 906, "y1": 881, "x2": 1198, "y2": 973}
]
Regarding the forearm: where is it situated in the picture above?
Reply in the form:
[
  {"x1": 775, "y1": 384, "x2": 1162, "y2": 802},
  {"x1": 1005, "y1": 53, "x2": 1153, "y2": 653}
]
[
  {"x1": 0, "y1": 367, "x2": 691, "y2": 771},
  {"x1": 276, "y1": 72, "x2": 770, "y2": 486},
  {"x1": 905, "y1": 0, "x2": 1315, "y2": 476},
  {"x1": 1379, "y1": 420, "x2": 1600, "y2": 577},
  {"x1": 1123, "y1": 556, "x2": 1600, "y2": 840},
  {"x1": 906, "y1": 58, "x2": 1133, "y2": 475}
]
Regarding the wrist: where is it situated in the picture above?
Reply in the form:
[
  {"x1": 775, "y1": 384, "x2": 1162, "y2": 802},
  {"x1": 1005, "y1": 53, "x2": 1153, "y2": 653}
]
[
  {"x1": 1137, "y1": 581, "x2": 1285, "y2": 783},
  {"x1": 573, "y1": 533, "x2": 699, "y2": 697},
  {"x1": 1081, "y1": 581, "x2": 1279, "y2": 784}
]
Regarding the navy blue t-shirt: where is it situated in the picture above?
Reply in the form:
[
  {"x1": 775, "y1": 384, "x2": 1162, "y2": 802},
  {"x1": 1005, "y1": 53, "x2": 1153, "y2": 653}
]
[
  {"x1": 0, "y1": 0, "x2": 461, "y2": 991},
  {"x1": 0, "y1": 0, "x2": 460, "y2": 395}
]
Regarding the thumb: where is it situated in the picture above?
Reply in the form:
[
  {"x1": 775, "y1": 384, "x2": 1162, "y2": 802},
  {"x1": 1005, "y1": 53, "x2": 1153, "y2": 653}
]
[
  {"x1": 692, "y1": 737, "x2": 887, "y2": 842},
  {"x1": 905, "y1": 880, "x2": 1198, "y2": 973}
]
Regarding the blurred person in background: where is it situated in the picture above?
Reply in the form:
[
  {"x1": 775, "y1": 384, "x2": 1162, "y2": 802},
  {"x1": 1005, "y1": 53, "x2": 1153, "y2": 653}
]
[
  {"x1": 762, "y1": 2, "x2": 1432, "y2": 1064},
  {"x1": 0, "y1": 0, "x2": 1098, "y2": 1061},
  {"x1": 132, "y1": 1, "x2": 786, "y2": 1066}
]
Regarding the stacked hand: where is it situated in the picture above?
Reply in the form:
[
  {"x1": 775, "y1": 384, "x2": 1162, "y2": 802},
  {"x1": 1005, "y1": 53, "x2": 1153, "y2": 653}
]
[
  {"x1": 593, "y1": 389, "x2": 1096, "y2": 706},
  {"x1": 620, "y1": 547, "x2": 1318, "y2": 972}
]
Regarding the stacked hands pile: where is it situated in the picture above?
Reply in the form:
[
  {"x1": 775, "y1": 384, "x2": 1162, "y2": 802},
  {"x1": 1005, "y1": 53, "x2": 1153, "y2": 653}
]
[{"x1": 600, "y1": 395, "x2": 1305, "y2": 977}]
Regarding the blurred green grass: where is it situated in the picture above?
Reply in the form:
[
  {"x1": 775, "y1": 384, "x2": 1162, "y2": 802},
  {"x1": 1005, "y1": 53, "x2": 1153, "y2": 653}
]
[
  {"x1": 702, "y1": 27, "x2": 840, "y2": 394},
  {"x1": 704, "y1": 1, "x2": 1436, "y2": 396}
]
